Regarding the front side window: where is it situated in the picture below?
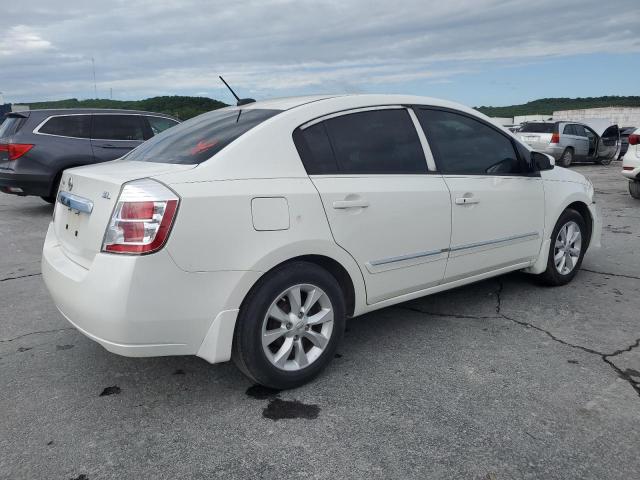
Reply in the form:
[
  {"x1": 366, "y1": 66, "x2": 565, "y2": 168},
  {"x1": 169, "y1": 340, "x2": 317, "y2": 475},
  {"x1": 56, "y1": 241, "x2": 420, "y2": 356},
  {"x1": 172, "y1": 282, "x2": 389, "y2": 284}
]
[
  {"x1": 39, "y1": 115, "x2": 91, "y2": 138},
  {"x1": 125, "y1": 108, "x2": 281, "y2": 165},
  {"x1": 417, "y1": 108, "x2": 523, "y2": 175},
  {"x1": 92, "y1": 115, "x2": 145, "y2": 141},
  {"x1": 147, "y1": 116, "x2": 179, "y2": 136}
]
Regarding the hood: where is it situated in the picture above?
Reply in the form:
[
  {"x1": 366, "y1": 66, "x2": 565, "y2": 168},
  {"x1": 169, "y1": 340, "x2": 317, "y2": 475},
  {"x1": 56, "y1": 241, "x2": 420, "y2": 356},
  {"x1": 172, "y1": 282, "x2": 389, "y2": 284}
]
[{"x1": 581, "y1": 119, "x2": 618, "y2": 137}]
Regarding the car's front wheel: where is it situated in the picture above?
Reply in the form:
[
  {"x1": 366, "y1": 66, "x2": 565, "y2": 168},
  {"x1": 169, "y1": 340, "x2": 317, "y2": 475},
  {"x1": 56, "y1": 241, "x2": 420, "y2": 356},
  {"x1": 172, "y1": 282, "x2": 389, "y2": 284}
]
[
  {"x1": 629, "y1": 181, "x2": 640, "y2": 200},
  {"x1": 537, "y1": 209, "x2": 587, "y2": 286},
  {"x1": 232, "y1": 261, "x2": 346, "y2": 389}
]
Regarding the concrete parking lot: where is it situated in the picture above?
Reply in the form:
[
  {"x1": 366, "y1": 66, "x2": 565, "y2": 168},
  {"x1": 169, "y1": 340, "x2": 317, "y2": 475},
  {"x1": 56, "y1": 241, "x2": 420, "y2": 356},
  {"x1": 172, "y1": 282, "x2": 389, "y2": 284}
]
[{"x1": 1, "y1": 165, "x2": 639, "y2": 480}]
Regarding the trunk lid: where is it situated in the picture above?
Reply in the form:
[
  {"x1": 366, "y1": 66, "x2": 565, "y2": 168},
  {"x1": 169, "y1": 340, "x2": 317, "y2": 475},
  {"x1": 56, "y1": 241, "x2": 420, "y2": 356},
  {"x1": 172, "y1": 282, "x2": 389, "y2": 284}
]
[
  {"x1": 516, "y1": 132, "x2": 553, "y2": 150},
  {"x1": 53, "y1": 161, "x2": 195, "y2": 268}
]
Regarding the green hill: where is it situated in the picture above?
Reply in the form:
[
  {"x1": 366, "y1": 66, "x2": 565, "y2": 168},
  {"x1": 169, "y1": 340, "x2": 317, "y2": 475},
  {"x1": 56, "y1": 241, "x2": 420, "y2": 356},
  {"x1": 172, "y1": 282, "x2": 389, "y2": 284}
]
[
  {"x1": 476, "y1": 96, "x2": 640, "y2": 118},
  {"x1": 22, "y1": 96, "x2": 228, "y2": 120}
]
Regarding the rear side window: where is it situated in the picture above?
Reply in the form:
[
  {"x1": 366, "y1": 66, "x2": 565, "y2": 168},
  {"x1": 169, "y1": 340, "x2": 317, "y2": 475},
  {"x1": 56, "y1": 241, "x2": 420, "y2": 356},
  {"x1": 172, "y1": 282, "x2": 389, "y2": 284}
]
[
  {"x1": 146, "y1": 116, "x2": 179, "y2": 136},
  {"x1": 520, "y1": 123, "x2": 555, "y2": 133},
  {"x1": 92, "y1": 115, "x2": 145, "y2": 141},
  {"x1": 295, "y1": 109, "x2": 426, "y2": 175},
  {"x1": 417, "y1": 108, "x2": 522, "y2": 175},
  {"x1": 563, "y1": 124, "x2": 576, "y2": 135},
  {"x1": 38, "y1": 115, "x2": 91, "y2": 138},
  {"x1": 124, "y1": 108, "x2": 280, "y2": 165}
]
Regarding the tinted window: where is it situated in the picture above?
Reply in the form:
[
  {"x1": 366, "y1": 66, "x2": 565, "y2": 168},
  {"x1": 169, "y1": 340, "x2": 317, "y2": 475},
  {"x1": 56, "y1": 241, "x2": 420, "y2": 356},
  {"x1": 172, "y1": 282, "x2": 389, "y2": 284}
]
[
  {"x1": 573, "y1": 125, "x2": 587, "y2": 137},
  {"x1": 519, "y1": 123, "x2": 555, "y2": 133},
  {"x1": 563, "y1": 124, "x2": 576, "y2": 135},
  {"x1": 293, "y1": 123, "x2": 339, "y2": 174},
  {"x1": 124, "y1": 108, "x2": 280, "y2": 165},
  {"x1": 417, "y1": 109, "x2": 522, "y2": 175},
  {"x1": 320, "y1": 109, "x2": 426, "y2": 174},
  {"x1": 39, "y1": 115, "x2": 91, "y2": 138},
  {"x1": 92, "y1": 115, "x2": 145, "y2": 140},
  {"x1": 147, "y1": 116, "x2": 179, "y2": 136}
]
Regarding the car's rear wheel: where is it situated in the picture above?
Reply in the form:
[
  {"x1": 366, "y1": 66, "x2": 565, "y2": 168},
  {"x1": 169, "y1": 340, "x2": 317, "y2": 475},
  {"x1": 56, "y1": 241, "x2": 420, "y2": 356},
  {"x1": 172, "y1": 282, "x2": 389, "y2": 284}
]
[
  {"x1": 232, "y1": 261, "x2": 345, "y2": 389},
  {"x1": 558, "y1": 148, "x2": 573, "y2": 167},
  {"x1": 537, "y1": 209, "x2": 587, "y2": 286},
  {"x1": 630, "y1": 180, "x2": 640, "y2": 200},
  {"x1": 41, "y1": 174, "x2": 61, "y2": 204}
]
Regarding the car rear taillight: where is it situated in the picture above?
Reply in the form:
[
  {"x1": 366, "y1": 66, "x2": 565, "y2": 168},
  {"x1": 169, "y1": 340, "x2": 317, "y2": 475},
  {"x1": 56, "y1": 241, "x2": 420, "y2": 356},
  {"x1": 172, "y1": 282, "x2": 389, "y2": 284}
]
[
  {"x1": 0, "y1": 143, "x2": 34, "y2": 160},
  {"x1": 550, "y1": 133, "x2": 560, "y2": 144},
  {"x1": 623, "y1": 166, "x2": 635, "y2": 171},
  {"x1": 629, "y1": 134, "x2": 640, "y2": 146},
  {"x1": 102, "y1": 179, "x2": 179, "y2": 255}
]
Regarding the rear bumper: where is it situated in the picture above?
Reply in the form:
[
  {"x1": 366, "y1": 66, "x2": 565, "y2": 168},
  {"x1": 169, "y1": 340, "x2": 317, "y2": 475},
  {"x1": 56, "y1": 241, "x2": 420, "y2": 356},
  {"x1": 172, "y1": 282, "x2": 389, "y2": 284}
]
[
  {"x1": 42, "y1": 223, "x2": 260, "y2": 362},
  {"x1": 0, "y1": 170, "x2": 51, "y2": 196}
]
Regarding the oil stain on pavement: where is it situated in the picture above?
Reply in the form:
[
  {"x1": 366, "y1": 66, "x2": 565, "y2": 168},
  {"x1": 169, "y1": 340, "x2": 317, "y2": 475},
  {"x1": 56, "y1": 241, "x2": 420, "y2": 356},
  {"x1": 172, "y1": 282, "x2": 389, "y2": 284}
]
[{"x1": 262, "y1": 398, "x2": 320, "y2": 420}]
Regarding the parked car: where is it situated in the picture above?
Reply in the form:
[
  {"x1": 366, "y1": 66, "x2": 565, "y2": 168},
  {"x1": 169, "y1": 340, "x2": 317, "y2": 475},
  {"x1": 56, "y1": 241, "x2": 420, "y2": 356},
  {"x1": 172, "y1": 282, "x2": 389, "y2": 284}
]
[
  {"x1": 619, "y1": 126, "x2": 637, "y2": 160},
  {"x1": 516, "y1": 121, "x2": 620, "y2": 167},
  {"x1": 622, "y1": 129, "x2": 640, "y2": 199},
  {"x1": 42, "y1": 95, "x2": 600, "y2": 389},
  {"x1": 0, "y1": 109, "x2": 179, "y2": 203}
]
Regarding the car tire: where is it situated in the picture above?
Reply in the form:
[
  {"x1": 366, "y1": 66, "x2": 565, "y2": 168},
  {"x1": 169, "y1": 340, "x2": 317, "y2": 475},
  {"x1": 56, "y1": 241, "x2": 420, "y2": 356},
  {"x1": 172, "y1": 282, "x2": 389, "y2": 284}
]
[
  {"x1": 41, "y1": 174, "x2": 61, "y2": 204},
  {"x1": 558, "y1": 148, "x2": 573, "y2": 167},
  {"x1": 232, "y1": 261, "x2": 346, "y2": 389},
  {"x1": 630, "y1": 181, "x2": 640, "y2": 200},
  {"x1": 537, "y1": 208, "x2": 587, "y2": 286}
]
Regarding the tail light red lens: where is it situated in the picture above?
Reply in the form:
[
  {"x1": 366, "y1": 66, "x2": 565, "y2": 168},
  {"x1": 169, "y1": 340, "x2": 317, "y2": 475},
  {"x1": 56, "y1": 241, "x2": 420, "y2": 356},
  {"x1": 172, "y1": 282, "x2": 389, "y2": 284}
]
[
  {"x1": 0, "y1": 143, "x2": 34, "y2": 160},
  {"x1": 102, "y1": 179, "x2": 179, "y2": 255},
  {"x1": 629, "y1": 134, "x2": 640, "y2": 146},
  {"x1": 623, "y1": 166, "x2": 635, "y2": 171},
  {"x1": 550, "y1": 133, "x2": 560, "y2": 144}
]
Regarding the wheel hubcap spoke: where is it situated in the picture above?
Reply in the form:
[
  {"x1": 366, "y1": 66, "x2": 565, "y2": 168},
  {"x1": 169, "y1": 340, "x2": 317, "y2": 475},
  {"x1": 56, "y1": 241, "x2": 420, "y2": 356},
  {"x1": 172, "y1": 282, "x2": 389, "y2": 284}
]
[
  {"x1": 261, "y1": 283, "x2": 335, "y2": 372},
  {"x1": 554, "y1": 220, "x2": 582, "y2": 275}
]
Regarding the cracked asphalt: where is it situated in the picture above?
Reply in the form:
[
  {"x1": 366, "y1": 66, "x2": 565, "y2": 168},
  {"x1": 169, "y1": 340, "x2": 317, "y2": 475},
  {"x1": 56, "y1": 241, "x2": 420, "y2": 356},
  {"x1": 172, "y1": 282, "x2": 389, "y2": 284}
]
[{"x1": 1, "y1": 164, "x2": 639, "y2": 480}]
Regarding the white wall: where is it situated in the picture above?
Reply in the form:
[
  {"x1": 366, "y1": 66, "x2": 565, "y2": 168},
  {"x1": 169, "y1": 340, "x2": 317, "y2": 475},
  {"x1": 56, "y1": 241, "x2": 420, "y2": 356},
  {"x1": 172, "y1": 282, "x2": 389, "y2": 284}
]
[{"x1": 553, "y1": 107, "x2": 640, "y2": 127}]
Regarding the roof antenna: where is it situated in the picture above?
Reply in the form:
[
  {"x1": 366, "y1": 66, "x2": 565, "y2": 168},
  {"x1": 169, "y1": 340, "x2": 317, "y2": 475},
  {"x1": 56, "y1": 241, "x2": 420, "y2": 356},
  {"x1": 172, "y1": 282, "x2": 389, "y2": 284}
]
[{"x1": 219, "y1": 76, "x2": 255, "y2": 106}]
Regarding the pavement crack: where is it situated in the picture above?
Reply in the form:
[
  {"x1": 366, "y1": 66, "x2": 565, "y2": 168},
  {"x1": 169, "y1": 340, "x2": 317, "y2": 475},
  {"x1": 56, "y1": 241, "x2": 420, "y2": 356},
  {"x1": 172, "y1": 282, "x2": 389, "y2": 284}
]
[
  {"x1": 581, "y1": 268, "x2": 640, "y2": 281},
  {"x1": 495, "y1": 279, "x2": 640, "y2": 397},
  {"x1": 397, "y1": 305, "x2": 497, "y2": 320},
  {"x1": 0, "y1": 328, "x2": 74, "y2": 343},
  {"x1": 0, "y1": 272, "x2": 42, "y2": 282}
]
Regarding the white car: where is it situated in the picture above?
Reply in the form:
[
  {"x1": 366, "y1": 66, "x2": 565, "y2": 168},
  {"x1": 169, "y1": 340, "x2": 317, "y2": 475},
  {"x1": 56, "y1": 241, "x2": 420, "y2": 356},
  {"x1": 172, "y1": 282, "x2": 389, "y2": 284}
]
[
  {"x1": 42, "y1": 94, "x2": 601, "y2": 389},
  {"x1": 622, "y1": 129, "x2": 640, "y2": 199}
]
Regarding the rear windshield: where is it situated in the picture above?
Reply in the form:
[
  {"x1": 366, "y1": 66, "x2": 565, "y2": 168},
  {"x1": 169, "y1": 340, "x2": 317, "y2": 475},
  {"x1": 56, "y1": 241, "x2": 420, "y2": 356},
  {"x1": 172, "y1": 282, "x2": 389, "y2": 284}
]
[
  {"x1": 0, "y1": 116, "x2": 26, "y2": 139},
  {"x1": 519, "y1": 123, "x2": 555, "y2": 133},
  {"x1": 124, "y1": 108, "x2": 281, "y2": 164}
]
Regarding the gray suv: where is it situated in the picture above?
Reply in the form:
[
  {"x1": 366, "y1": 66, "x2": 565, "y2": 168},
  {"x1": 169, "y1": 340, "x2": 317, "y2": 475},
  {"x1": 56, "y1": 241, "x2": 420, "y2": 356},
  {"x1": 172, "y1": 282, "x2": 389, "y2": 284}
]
[
  {"x1": 516, "y1": 121, "x2": 620, "y2": 167},
  {"x1": 0, "y1": 109, "x2": 179, "y2": 202}
]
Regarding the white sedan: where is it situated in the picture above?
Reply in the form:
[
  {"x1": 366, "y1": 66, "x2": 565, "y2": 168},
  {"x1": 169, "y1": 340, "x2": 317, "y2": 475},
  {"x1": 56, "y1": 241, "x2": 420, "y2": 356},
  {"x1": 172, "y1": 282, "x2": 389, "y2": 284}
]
[
  {"x1": 42, "y1": 94, "x2": 601, "y2": 388},
  {"x1": 622, "y1": 129, "x2": 640, "y2": 199}
]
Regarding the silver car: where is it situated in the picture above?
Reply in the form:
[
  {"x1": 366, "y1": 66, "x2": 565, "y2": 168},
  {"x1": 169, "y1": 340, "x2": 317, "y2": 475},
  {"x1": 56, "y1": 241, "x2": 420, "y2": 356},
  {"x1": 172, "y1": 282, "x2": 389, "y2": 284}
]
[{"x1": 516, "y1": 121, "x2": 620, "y2": 167}]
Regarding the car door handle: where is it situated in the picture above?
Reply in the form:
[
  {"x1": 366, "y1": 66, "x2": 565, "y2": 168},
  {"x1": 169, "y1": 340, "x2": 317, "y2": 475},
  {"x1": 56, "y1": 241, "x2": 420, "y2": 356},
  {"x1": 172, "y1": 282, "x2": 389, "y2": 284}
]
[
  {"x1": 455, "y1": 197, "x2": 480, "y2": 205},
  {"x1": 333, "y1": 199, "x2": 370, "y2": 209},
  {"x1": 96, "y1": 144, "x2": 121, "y2": 149}
]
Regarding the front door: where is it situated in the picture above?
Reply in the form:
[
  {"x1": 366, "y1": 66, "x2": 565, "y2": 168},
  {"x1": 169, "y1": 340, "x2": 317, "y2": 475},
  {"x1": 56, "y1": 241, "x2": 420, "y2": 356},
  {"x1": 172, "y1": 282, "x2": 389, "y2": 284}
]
[
  {"x1": 415, "y1": 107, "x2": 545, "y2": 282},
  {"x1": 293, "y1": 107, "x2": 452, "y2": 304},
  {"x1": 90, "y1": 114, "x2": 146, "y2": 163},
  {"x1": 596, "y1": 125, "x2": 620, "y2": 161}
]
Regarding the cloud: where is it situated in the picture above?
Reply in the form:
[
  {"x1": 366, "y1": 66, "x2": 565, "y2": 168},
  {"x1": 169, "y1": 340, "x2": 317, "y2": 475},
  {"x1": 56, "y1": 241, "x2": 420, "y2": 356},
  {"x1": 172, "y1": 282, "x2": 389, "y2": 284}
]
[{"x1": 0, "y1": 0, "x2": 638, "y2": 102}]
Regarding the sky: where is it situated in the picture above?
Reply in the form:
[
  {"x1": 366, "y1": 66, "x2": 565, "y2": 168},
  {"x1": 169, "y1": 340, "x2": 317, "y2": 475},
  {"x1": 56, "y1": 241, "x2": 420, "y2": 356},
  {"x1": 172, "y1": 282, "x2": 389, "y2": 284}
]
[{"x1": 1, "y1": 0, "x2": 639, "y2": 107}]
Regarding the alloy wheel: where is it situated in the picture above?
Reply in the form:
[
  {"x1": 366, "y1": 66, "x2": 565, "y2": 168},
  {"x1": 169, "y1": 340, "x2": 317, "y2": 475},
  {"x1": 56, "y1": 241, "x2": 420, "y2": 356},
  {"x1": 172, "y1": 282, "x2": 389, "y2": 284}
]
[
  {"x1": 554, "y1": 220, "x2": 582, "y2": 275},
  {"x1": 261, "y1": 284, "x2": 334, "y2": 371}
]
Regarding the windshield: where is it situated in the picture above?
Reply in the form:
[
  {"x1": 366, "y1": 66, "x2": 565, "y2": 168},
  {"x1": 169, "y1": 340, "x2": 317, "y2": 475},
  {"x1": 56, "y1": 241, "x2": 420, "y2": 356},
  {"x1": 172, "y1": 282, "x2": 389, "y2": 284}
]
[
  {"x1": 519, "y1": 123, "x2": 555, "y2": 133},
  {"x1": 124, "y1": 108, "x2": 281, "y2": 165}
]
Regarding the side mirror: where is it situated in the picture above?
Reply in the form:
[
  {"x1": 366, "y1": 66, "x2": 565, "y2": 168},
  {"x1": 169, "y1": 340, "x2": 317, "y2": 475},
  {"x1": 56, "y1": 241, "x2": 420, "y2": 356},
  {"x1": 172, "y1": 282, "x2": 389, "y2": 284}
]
[{"x1": 532, "y1": 151, "x2": 554, "y2": 171}]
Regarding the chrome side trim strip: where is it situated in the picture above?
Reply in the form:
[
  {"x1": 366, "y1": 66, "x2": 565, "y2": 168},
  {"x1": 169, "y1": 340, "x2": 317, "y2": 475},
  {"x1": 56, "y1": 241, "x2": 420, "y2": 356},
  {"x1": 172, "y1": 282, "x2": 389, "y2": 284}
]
[
  {"x1": 450, "y1": 232, "x2": 539, "y2": 252},
  {"x1": 370, "y1": 248, "x2": 447, "y2": 266},
  {"x1": 57, "y1": 191, "x2": 94, "y2": 214}
]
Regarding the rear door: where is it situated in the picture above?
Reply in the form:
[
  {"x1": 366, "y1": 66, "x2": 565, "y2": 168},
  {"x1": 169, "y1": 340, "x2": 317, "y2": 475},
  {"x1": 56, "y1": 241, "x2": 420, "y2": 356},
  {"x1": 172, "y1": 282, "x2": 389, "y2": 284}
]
[
  {"x1": 564, "y1": 124, "x2": 588, "y2": 158},
  {"x1": 415, "y1": 107, "x2": 544, "y2": 282},
  {"x1": 294, "y1": 107, "x2": 452, "y2": 304},
  {"x1": 90, "y1": 114, "x2": 146, "y2": 162}
]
